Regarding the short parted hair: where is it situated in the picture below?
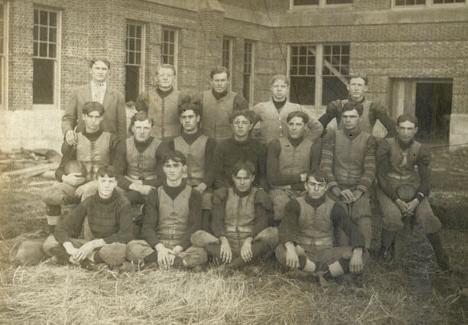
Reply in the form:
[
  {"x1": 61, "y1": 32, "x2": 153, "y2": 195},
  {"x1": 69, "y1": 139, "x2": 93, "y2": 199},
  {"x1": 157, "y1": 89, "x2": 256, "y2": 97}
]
[
  {"x1": 162, "y1": 150, "x2": 187, "y2": 166},
  {"x1": 89, "y1": 58, "x2": 111, "y2": 69},
  {"x1": 286, "y1": 111, "x2": 309, "y2": 124},
  {"x1": 210, "y1": 66, "x2": 230, "y2": 79},
  {"x1": 397, "y1": 113, "x2": 418, "y2": 128},
  {"x1": 270, "y1": 74, "x2": 290, "y2": 86},
  {"x1": 130, "y1": 110, "x2": 154, "y2": 129},
  {"x1": 231, "y1": 160, "x2": 256, "y2": 177},
  {"x1": 229, "y1": 109, "x2": 258, "y2": 124},
  {"x1": 96, "y1": 165, "x2": 117, "y2": 178},
  {"x1": 305, "y1": 170, "x2": 328, "y2": 184},
  {"x1": 178, "y1": 95, "x2": 202, "y2": 116},
  {"x1": 157, "y1": 63, "x2": 176, "y2": 76},
  {"x1": 341, "y1": 101, "x2": 363, "y2": 116},
  {"x1": 82, "y1": 101, "x2": 105, "y2": 116},
  {"x1": 348, "y1": 73, "x2": 368, "y2": 85}
]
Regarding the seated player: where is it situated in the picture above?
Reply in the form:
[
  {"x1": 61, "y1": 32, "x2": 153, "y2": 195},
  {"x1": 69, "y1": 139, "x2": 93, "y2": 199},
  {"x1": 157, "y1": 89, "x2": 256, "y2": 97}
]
[
  {"x1": 377, "y1": 114, "x2": 450, "y2": 270},
  {"x1": 42, "y1": 101, "x2": 123, "y2": 233},
  {"x1": 321, "y1": 102, "x2": 376, "y2": 250},
  {"x1": 212, "y1": 110, "x2": 267, "y2": 190},
  {"x1": 267, "y1": 111, "x2": 321, "y2": 223},
  {"x1": 126, "y1": 151, "x2": 207, "y2": 269},
  {"x1": 191, "y1": 161, "x2": 278, "y2": 271},
  {"x1": 276, "y1": 172, "x2": 365, "y2": 283},
  {"x1": 42, "y1": 166, "x2": 133, "y2": 269},
  {"x1": 117, "y1": 110, "x2": 163, "y2": 205}
]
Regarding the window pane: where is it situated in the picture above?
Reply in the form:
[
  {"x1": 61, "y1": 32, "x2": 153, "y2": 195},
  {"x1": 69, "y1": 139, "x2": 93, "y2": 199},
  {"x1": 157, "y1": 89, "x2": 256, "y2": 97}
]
[
  {"x1": 40, "y1": 11, "x2": 48, "y2": 25},
  {"x1": 33, "y1": 59, "x2": 54, "y2": 104},
  {"x1": 49, "y1": 28, "x2": 56, "y2": 43},
  {"x1": 290, "y1": 77, "x2": 315, "y2": 105},
  {"x1": 293, "y1": 0, "x2": 319, "y2": 5},
  {"x1": 49, "y1": 44, "x2": 56, "y2": 58},
  {"x1": 40, "y1": 27, "x2": 48, "y2": 41},
  {"x1": 34, "y1": 9, "x2": 39, "y2": 24},
  {"x1": 125, "y1": 65, "x2": 140, "y2": 102},
  {"x1": 49, "y1": 12, "x2": 57, "y2": 27},
  {"x1": 39, "y1": 43, "x2": 48, "y2": 57},
  {"x1": 322, "y1": 77, "x2": 348, "y2": 105},
  {"x1": 327, "y1": 0, "x2": 352, "y2": 4}
]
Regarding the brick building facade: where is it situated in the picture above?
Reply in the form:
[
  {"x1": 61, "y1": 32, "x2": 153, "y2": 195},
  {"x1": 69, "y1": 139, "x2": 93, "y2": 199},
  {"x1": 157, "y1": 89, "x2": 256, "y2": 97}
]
[{"x1": 1, "y1": 0, "x2": 467, "y2": 150}]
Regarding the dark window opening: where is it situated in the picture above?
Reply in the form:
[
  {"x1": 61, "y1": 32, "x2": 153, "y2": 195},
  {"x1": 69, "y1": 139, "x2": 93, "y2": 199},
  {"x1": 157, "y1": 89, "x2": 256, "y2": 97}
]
[{"x1": 33, "y1": 59, "x2": 54, "y2": 104}]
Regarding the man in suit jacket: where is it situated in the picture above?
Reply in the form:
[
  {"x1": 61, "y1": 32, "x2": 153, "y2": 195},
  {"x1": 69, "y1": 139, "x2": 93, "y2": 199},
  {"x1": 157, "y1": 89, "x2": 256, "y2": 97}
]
[{"x1": 62, "y1": 58, "x2": 127, "y2": 145}]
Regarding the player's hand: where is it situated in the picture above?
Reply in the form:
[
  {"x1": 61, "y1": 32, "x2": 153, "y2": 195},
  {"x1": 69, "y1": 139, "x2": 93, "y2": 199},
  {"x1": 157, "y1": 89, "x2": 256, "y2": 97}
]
[
  {"x1": 340, "y1": 189, "x2": 355, "y2": 203},
  {"x1": 395, "y1": 199, "x2": 409, "y2": 214},
  {"x1": 350, "y1": 248, "x2": 364, "y2": 273},
  {"x1": 65, "y1": 130, "x2": 77, "y2": 146},
  {"x1": 156, "y1": 244, "x2": 173, "y2": 269},
  {"x1": 405, "y1": 199, "x2": 420, "y2": 216},
  {"x1": 352, "y1": 190, "x2": 364, "y2": 202},
  {"x1": 74, "y1": 241, "x2": 96, "y2": 261},
  {"x1": 172, "y1": 245, "x2": 183, "y2": 255},
  {"x1": 240, "y1": 238, "x2": 253, "y2": 262},
  {"x1": 194, "y1": 183, "x2": 207, "y2": 194},
  {"x1": 285, "y1": 244, "x2": 300, "y2": 269},
  {"x1": 219, "y1": 237, "x2": 232, "y2": 264},
  {"x1": 62, "y1": 173, "x2": 86, "y2": 186}
]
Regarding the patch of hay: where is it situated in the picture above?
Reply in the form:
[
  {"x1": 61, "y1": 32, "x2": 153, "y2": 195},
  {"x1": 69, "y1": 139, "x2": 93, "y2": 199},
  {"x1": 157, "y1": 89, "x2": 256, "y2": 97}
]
[{"x1": 1, "y1": 257, "x2": 464, "y2": 325}]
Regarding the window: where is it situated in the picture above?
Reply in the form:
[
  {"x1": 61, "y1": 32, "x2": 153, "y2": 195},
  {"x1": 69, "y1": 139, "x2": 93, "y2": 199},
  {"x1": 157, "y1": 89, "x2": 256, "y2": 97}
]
[
  {"x1": 289, "y1": 43, "x2": 350, "y2": 107},
  {"x1": 291, "y1": 0, "x2": 352, "y2": 7},
  {"x1": 33, "y1": 8, "x2": 60, "y2": 108},
  {"x1": 222, "y1": 38, "x2": 233, "y2": 74},
  {"x1": 394, "y1": 0, "x2": 465, "y2": 6},
  {"x1": 161, "y1": 28, "x2": 178, "y2": 67},
  {"x1": 322, "y1": 44, "x2": 350, "y2": 105},
  {"x1": 243, "y1": 41, "x2": 254, "y2": 104},
  {"x1": 125, "y1": 22, "x2": 145, "y2": 102},
  {"x1": 0, "y1": 2, "x2": 7, "y2": 109}
]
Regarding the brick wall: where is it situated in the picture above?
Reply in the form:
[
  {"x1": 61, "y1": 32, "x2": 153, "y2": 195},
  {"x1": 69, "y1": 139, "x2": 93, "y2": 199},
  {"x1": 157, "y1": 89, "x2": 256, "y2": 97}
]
[{"x1": 3, "y1": 0, "x2": 468, "y2": 150}]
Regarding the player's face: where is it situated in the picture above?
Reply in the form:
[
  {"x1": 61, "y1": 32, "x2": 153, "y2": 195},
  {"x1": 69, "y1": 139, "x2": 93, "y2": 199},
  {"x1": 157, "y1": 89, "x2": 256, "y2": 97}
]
[
  {"x1": 90, "y1": 60, "x2": 109, "y2": 82},
  {"x1": 397, "y1": 120, "x2": 418, "y2": 144},
  {"x1": 211, "y1": 72, "x2": 229, "y2": 94},
  {"x1": 82, "y1": 111, "x2": 103, "y2": 133},
  {"x1": 156, "y1": 67, "x2": 175, "y2": 90},
  {"x1": 180, "y1": 110, "x2": 200, "y2": 133},
  {"x1": 163, "y1": 159, "x2": 185, "y2": 182},
  {"x1": 132, "y1": 119, "x2": 153, "y2": 142},
  {"x1": 341, "y1": 109, "x2": 360, "y2": 130},
  {"x1": 271, "y1": 79, "x2": 288, "y2": 101},
  {"x1": 232, "y1": 115, "x2": 253, "y2": 140},
  {"x1": 97, "y1": 175, "x2": 117, "y2": 199},
  {"x1": 287, "y1": 116, "x2": 306, "y2": 139},
  {"x1": 232, "y1": 169, "x2": 255, "y2": 193},
  {"x1": 305, "y1": 176, "x2": 327, "y2": 200},
  {"x1": 347, "y1": 77, "x2": 367, "y2": 100}
]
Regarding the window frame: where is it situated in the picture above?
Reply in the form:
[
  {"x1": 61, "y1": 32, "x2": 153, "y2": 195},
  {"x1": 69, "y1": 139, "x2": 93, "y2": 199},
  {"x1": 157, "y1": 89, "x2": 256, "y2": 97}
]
[
  {"x1": 32, "y1": 7, "x2": 61, "y2": 110},
  {"x1": 222, "y1": 37, "x2": 233, "y2": 83},
  {"x1": 243, "y1": 40, "x2": 255, "y2": 105},
  {"x1": 392, "y1": 0, "x2": 467, "y2": 9},
  {"x1": 125, "y1": 21, "x2": 146, "y2": 101},
  {"x1": 290, "y1": 0, "x2": 353, "y2": 9},
  {"x1": 0, "y1": 1, "x2": 8, "y2": 110},
  {"x1": 161, "y1": 26, "x2": 179, "y2": 69},
  {"x1": 287, "y1": 43, "x2": 350, "y2": 109}
]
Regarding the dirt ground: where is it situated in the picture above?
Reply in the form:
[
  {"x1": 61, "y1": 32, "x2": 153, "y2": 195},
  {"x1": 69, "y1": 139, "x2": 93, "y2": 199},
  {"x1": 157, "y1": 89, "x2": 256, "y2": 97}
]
[{"x1": 0, "y1": 145, "x2": 467, "y2": 324}]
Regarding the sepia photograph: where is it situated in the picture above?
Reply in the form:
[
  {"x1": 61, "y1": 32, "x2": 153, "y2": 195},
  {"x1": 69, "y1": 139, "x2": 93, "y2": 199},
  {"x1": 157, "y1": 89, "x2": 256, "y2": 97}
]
[{"x1": 0, "y1": 0, "x2": 467, "y2": 323}]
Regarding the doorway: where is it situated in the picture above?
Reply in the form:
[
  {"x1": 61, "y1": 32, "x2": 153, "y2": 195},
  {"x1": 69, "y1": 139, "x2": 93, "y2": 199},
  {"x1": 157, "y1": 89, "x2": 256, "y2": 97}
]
[
  {"x1": 415, "y1": 82, "x2": 452, "y2": 143},
  {"x1": 391, "y1": 79, "x2": 452, "y2": 144}
]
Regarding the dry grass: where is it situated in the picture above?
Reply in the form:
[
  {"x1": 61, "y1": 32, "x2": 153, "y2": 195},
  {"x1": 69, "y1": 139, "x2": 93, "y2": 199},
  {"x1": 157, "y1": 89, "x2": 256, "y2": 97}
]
[{"x1": 0, "y1": 248, "x2": 466, "y2": 324}]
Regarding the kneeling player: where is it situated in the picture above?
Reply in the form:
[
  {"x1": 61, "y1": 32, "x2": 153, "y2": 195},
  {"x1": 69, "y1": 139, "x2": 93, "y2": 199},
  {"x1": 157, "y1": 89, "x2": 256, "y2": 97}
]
[
  {"x1": 191, "y1": 161, "x2": 278, "y2": 271},
  {"x1": 276, "y1": 172, "x2": 365, "y2": 282}
]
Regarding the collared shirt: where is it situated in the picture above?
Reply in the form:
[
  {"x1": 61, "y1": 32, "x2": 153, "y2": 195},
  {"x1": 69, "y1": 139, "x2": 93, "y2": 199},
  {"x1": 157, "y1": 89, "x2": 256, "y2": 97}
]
[{"x1": 91, "y1": 81, "x2": 107, "y2": 104}]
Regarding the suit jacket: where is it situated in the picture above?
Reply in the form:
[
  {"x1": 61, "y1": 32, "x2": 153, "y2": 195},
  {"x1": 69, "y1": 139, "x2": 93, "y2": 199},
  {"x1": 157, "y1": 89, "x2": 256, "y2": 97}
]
[{"x1": 61, "y1": 83, "x2": 127, "y2": 140}]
